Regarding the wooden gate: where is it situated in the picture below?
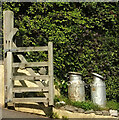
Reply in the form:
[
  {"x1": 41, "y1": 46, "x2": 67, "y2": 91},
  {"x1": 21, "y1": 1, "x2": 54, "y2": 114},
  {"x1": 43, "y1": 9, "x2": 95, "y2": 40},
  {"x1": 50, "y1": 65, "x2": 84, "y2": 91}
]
[{"x1": 3, "y1": 10, "x2": 54, "y2": 107}]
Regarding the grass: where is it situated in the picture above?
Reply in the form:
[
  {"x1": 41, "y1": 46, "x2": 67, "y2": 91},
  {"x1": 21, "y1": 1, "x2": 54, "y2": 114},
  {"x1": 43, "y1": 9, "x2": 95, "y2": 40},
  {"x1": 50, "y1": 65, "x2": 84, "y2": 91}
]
[
  {"x1": 51, "y1": 112, "x2": 60, "y2": 119},
  {"x1": 54, "y1": 95, "x2": 101, "y2": 111},
  {"x1": 62, "y1": 116, "x2": 69, "y2": 120},
  {"x1": 54, "y1": 95, "x2": 119, "y2": 111},
  {"x1": 71, "y1": 101, "x2": 101, "y2": 111},
  {"x1": 54, "y1": 95, "x2": 72, "y2": 108},
  {"x1": 106, "y1": 100, "x2": 119, "y2": 111}
]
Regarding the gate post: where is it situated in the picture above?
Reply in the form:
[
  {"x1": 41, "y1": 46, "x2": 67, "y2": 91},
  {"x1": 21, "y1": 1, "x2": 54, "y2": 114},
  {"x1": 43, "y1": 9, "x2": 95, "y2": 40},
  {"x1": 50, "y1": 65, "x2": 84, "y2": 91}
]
[
  {"x1": 3, "y1": 10, "x2": 14, "y2": 104},
  {"x1": 0, "y1": 63, "x2": 4, "y2": 107},
  {"x1": 3, "y1": 10, "x2": 18, "y2": 105}
]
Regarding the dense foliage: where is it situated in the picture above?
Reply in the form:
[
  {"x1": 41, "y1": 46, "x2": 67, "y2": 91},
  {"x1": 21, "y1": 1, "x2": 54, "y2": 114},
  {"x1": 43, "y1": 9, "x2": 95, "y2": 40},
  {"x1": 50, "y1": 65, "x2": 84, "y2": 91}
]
[{"x1": 2, "y1": 2, "x2": 119, "y2": 101}]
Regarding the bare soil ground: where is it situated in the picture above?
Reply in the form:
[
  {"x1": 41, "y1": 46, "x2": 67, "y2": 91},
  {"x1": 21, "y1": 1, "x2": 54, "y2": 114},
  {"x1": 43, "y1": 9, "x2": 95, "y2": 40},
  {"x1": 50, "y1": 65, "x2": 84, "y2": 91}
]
[{"x1": 1, "y1": 108, "x2": 48, "y2": 119}]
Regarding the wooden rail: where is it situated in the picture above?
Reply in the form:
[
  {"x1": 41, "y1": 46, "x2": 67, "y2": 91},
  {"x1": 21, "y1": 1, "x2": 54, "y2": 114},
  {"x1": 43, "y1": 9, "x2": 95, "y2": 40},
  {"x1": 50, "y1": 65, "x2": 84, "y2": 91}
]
[
  {"x1": 13, "y1": 75, "x2": 49, "y2": 80},
  {"x1": 13, "y1": 62, "x2": 48, "y2": 67},
  {"x1": 13, "y1": 98, "x2": 48, "y2": 103},
  {"x1": 13, "y1": 87, "x2": 49, "y2": 93},
  {"x1": 11, "y1": 46, "x2": 48, "y2": 52}
]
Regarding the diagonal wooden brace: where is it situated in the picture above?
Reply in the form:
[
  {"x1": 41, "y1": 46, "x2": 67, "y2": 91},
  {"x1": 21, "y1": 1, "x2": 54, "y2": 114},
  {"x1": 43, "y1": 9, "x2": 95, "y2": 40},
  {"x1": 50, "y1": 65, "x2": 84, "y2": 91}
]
[{"x1": 13, "y1": 43, "x2": 48, "y2": 97}]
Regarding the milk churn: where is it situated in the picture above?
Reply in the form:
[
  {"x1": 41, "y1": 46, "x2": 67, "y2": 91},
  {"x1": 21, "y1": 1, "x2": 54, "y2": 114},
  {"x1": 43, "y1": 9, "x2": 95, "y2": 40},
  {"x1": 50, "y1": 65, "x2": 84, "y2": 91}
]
[
  {"x1": 91, "y1": 73, "x2": 106, "y2": 107},
  {"x1": 68, "y1": 72, "x2": 85, "y2": 102}
]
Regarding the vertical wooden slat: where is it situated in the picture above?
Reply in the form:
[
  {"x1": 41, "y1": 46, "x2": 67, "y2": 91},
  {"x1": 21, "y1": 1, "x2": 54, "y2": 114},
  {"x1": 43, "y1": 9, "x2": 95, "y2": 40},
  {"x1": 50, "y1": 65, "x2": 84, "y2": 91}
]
[
  {"x1": 48, "y1": 42, "x2": 54, "y2": 106},
  {"x1": 7, "y1": 52, "x2": 13, "y2": 102}
]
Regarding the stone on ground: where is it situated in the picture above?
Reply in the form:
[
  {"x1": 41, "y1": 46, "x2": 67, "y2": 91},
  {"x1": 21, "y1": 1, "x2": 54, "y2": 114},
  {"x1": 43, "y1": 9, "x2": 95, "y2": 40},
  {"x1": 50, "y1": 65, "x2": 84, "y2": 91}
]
[
  {"x1": 85, "y1": 109, "x2": 95, "y2": 114},
  {"x1": 78, "y1": 108, "x2": 85, "y2": 113},
  {"x1": 109, "y1": 110, "x2": 118, "y2": 117},
  {"x1": 102, "y1": 110, "x2": 110, "y2": 116},
  {"x1": 64, "y1": 105, "x2": 78, "y2": 112},
  {"x1": 95, "y1": 111, "x2": 103, "y2": 115}
]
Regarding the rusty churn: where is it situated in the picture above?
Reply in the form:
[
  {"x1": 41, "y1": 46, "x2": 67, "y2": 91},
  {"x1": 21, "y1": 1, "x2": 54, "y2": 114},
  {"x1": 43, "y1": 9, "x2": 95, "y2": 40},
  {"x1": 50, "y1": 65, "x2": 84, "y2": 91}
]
[
  {"x1": 91, "y1": 73, "x2": 106, "y2": 107},
  {"x1": 68, "y1": 72, "x2": 85, "y2": 102}
]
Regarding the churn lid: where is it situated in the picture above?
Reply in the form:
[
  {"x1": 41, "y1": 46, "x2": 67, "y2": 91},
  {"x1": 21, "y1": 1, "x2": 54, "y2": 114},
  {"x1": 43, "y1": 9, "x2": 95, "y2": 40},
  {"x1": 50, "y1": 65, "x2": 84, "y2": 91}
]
[
  {"x1": 68, "y1": 72, "x2": 82, "y2": 75},
  {"x1": 92, "y1": 73, "x2": 103, "y2": 79}
]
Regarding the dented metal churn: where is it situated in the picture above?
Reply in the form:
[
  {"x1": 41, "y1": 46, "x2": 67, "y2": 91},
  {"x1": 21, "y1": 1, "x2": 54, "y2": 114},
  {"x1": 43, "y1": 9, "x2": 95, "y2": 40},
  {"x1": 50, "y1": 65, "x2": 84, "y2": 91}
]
[
  {"x1": 68, "y1": 72, "x2": 85, "y2": 102},
  {"x1": 91, "y1": 73, "x2": 106, "y2": 107}
]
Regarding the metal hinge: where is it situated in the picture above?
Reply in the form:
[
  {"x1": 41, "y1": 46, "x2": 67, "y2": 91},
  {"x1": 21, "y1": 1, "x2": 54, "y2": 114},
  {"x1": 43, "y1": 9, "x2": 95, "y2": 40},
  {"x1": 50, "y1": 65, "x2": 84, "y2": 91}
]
[{"x1": 4, "y1": 49, "x2": 17, "y2": 53}]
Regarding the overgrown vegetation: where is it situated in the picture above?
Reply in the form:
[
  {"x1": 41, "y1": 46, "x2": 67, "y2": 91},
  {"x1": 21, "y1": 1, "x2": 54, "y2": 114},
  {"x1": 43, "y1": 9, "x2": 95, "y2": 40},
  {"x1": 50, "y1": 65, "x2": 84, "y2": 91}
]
[
  {"x1": 55, "y1": 95, "x2": 119, "y2": 111},
  {"x1": 2, "y1": 2, "x2": 119, "y2": 101},
  {"x1": 51, "y1": 112, "x2": 60, "y2": 119},
  {"x1": 106, "y1": 100, "x2": 119, "y2": 111},
  {"x1": 51, "y1": 112, "x2": 69, "y2": 119},
  {"x1": 62, "y1": 116, "x2": 68, "y2": 120}
]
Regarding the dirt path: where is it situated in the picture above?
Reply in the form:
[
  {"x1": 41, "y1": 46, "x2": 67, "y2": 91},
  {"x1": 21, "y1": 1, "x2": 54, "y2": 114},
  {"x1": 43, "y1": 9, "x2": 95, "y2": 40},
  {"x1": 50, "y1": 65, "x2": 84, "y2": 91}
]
[
  {"x1": 1, "y1": 108, "x2": 49, "y2": 119},
  {"x1": 1, "y1": 107, "x2": 118, "y2": 120}
]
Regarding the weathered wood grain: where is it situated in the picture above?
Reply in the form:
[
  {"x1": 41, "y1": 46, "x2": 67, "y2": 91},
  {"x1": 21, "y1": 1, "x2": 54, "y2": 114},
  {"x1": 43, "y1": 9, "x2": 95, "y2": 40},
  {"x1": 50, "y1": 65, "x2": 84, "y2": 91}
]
[
  {"x1": 13, "y1": 98, "x2": 48, "y2": 103},
  {"x1": 12, "y1": 46, "x2": 48, "y2": 52},
  {"x1": 13, "y1": 62, "x2": 48, "y2": 68},
  {"x1": 48, "y1": 42, "x2": 54, "y2": 106},
  {"x1": 3, "y1": 10, "x2": 14, "y2": 105},
  {"x1": 13, "y1": 75, "x2": 49, "y2": 80},
  {"x1": 13, "y1": 87, "x2": 48, "y2": 93}
]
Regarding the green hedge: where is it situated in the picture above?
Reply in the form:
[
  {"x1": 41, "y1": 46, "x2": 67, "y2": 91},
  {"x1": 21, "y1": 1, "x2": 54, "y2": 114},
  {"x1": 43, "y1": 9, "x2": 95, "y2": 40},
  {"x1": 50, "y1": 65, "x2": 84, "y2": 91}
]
[{"x1": 2, "y1": 2, "x2": 119, "y2": 101}]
